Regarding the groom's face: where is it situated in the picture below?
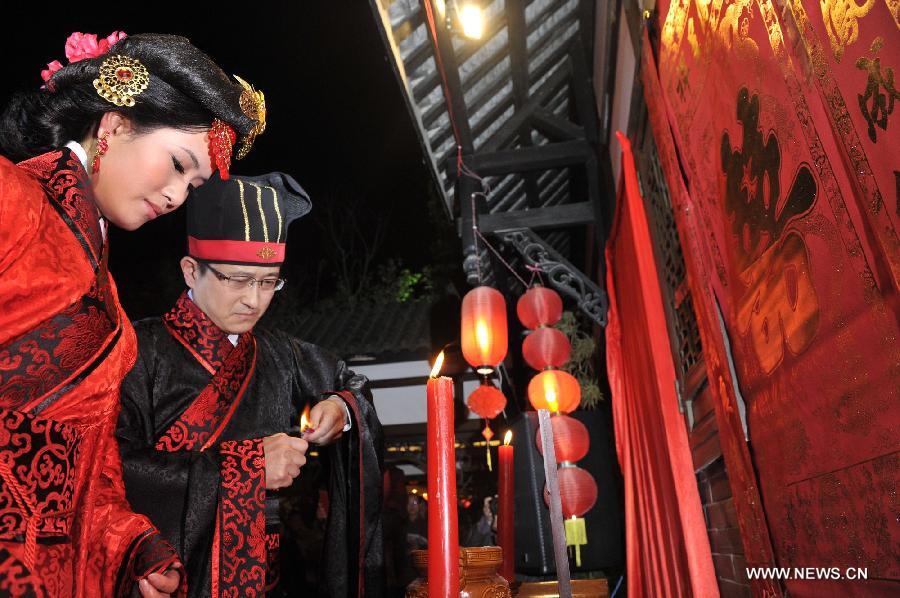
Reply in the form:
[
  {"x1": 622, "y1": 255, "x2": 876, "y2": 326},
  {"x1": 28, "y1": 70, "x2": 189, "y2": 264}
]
[{"x1": 183, "y1": 259, "x2": 281, "y2": 334}]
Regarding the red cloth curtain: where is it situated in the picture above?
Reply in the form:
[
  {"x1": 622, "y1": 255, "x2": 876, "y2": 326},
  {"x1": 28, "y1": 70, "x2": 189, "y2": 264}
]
[
  {"x1": 605, "y1": 131, "x2": 718, "y2": 597},
  {"x1": 649, "y1": 1, "x2": 900, "y2": 593}
]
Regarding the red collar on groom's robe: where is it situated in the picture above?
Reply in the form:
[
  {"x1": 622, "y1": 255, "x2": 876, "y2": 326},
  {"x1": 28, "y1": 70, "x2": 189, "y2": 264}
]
[{"x1": 155, "y1": 292, "x2": 257, "y2": 452}]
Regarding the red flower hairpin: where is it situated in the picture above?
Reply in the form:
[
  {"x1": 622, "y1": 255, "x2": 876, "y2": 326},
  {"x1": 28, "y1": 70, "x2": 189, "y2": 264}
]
[{"x1": 41, "y1": 31, "x2": 127, "y2": 84}]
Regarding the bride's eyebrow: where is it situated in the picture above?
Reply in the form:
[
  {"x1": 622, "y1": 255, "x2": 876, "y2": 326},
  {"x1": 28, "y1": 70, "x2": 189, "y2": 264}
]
[{"x1": 178, "y1": 146, "x2": 200, "y2": 169}]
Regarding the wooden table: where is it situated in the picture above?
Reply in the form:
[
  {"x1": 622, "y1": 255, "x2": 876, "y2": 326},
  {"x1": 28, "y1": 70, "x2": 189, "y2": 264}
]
[{"x1": 514, "y1": 579, "x2": 609, "y2": 598}]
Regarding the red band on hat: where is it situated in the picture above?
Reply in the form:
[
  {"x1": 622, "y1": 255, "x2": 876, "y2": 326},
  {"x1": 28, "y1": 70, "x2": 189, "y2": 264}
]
[{"x1": 188, "y1": 236, "x2": 285, "y2": 264}]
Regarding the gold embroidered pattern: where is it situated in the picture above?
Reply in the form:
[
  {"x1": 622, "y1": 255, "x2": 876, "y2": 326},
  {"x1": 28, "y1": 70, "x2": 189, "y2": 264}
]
[
  {"x1": 821, "y1": 0, "x2": 876, "y2": 62},
  {"x1": 268, "y1": 186, "x2": 283, "y2": 243},
  {"x1": 237, "y1": 179, "x2": 251, "y2": 241},
  {"x1": 248, "y1": 182, "x2": 269, "y2": 243},
  {"x1": 256, "y1": 246, "x2": 276, "y2": 260}
]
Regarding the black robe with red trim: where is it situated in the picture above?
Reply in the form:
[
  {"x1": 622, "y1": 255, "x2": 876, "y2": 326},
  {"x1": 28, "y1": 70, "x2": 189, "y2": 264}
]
[{"x1": 116, "y1": 294, "x2": 384, "y2": 598}]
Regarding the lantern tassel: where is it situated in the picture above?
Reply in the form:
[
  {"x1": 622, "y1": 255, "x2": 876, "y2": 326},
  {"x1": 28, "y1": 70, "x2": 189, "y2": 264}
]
[
  {"x1": 482, "y1": 421, "x2": 494, "y2": 471},
  {"x1": 564, "y1": 517, "x2": 587, "y2": 568}
]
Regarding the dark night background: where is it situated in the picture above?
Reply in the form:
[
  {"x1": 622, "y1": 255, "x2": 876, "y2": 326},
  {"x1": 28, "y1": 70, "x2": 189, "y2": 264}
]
[{"x1": 0, "y1": 2, "x2": 462, "y2": 320}]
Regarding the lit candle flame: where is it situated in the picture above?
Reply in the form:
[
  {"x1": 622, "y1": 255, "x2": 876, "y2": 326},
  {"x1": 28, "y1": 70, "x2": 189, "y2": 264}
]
[
  {"x1": 300, "y1": 404, "x2": 312, "y2": 433},
  {"x1": 430, "y1": 351, "x2": 445, "y2": 378},
  {"x1": 503, "y1": 430, "x2": 513, "y2": 446}
]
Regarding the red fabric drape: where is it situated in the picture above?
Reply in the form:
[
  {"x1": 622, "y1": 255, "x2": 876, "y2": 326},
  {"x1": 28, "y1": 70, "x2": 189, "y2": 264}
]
[
  {"x1": 650, "y1": 0, "x2": 900, "y2": 592},
  {"x1": 606, "y1": 132, "x2": 718, "y2": 597}
]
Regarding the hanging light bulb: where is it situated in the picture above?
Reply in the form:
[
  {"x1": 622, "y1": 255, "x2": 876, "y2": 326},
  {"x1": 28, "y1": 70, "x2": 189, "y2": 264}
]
[{"x1": 458, "y1": 3, "x2": 484, "y2": 39}]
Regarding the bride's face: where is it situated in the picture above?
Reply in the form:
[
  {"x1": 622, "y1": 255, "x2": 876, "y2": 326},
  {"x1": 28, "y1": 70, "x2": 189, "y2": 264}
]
[{"x1": 90, "y1": 113, "x2": 213, "y2": 230}]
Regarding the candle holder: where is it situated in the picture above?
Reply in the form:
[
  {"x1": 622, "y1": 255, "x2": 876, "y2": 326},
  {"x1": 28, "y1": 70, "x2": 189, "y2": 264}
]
[{"x1": 406, "y1": 546, "x2": 512, "y2": 597}]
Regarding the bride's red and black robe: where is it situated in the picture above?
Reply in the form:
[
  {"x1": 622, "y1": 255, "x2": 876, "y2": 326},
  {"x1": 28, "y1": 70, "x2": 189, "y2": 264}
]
[
  {"x1": 116, "y1": 293, "x2": 384, "y2": 598},
  {"x1": 0, "y1": 149, "x2": 180, "y2": 596}
]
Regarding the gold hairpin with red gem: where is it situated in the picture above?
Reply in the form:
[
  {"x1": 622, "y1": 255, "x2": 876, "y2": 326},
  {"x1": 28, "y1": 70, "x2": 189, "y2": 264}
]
[{"x1": 93, "y1": 55, "x2": 149, "y2": 107}]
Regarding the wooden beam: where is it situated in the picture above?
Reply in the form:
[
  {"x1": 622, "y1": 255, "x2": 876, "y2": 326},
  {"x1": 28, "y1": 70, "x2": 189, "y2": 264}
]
[
  {"x1": 622, "y1": 0, "x2": 644, "y2": 60},
  {"x1": 506, "y1": 0, "x2": 530, "y2": 107},
  {"x1": 585, "y1": 152, "x2": 605, "y2": 247},
  {"x1": 458, "y1": 172, "x2": 484, "y2": 284},
  {"x1": 480, "y1": 60, "x2": 572, "y2": 153},
  {"x1": 577, "y1": 0, "x2": 596, "y2": 70},
  {"x1": 423, "y1": 0, "x2": 474, "y2": 151},
  {"x1": 422, "y1": 46, "x2": 509, "y2": 128},
  {"x1": 596, "y1": 143, "x2": 617, "y2": 237},
  {"x1": 592, "y1": 0, "x2": 616, "y2": 141},
  {"x1": 436, "y1": 41, "x2": 575, "y2": 167},
  {"x1": 412, "y1": 11, "x2": 508, "y2": 101},
  {"x1": 433, "y1": 3, "x2": 579, "y2": 155},
  {"x1": 568, "y1": 34, "x2": 600, "y2": 144},
  {"x1": 533, "y1": 108, "x2": 585, "y2": 141},
  {"x1": 506, "y1": 0, "x2": 541, "y2": 209},
  {"x1": 478, "y1": 201, "x2": 595, "y2": 233},
  {"x1": 447, "y1": 140, "x2": 592, "y2": 177}
]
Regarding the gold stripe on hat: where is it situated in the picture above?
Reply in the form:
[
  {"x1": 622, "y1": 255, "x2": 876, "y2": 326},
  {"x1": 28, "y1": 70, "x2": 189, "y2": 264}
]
[
  {"x1": 248, "y1": 182, "x2": 270, "y2": 243},
  {"x1": 237, "y1": 179, "x2": 250, "y2": 241},
  {"x1": 268, "y1": 186, "x2": 282, "y2": 243}
]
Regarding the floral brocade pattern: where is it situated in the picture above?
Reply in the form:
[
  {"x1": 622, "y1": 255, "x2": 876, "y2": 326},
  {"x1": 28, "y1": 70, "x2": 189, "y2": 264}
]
[
  {"x1": 0, "y1": 410, "x2": 78, "y2": 540},
  {"x1": 153, "y1": 330, "x2": 256, "y2": 453},
  {"x1": 217, "y1": 439, "x2": 266, "y2": 598},
  {"x1": 20, "y1": 150, "x2": 103, "y2": 268},
  {"x1": 0, "y1": 150, "x2": 116, "y2": 410},
  {"x1": 162, "y1": 292, "x2": 235, "y2": 373}
]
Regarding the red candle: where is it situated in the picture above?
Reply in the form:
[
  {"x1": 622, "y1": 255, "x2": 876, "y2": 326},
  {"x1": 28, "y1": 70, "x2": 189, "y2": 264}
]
[
  {"x1": 427, "y1": 353, "x2": 459, "y2": 596},
  {"x1": 498, "y1": 430, "x2": 515, "y2": 583}
]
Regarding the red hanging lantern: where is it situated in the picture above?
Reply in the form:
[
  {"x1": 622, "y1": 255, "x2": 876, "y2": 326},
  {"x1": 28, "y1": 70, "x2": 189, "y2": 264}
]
[
  {"x1": 517, "y1": 286, "x2": 563, "y2": 330},
  {"x1": 466, "y1": 379, "x2": 507, "y2": 420},
  {"x1": 522, "y1": 326, "x2": 571, "y2": 370},
  {"x1": 527, "y1": 369, "x2": 580, "y2": 413},
  {"x1": 543, "y1": 465, "x2": 598, "y2": 519},
  {"x1": 461, "y1": 286, "x2": 508, "y2": 374},
  {"x1": 534, "y1": 414, "x2": 590, "y2": 463}
]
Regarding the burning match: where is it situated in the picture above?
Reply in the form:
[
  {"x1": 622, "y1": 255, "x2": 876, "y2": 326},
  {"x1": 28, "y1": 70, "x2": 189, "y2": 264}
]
[{"x1": 299, "y1": 404, "x2": 315, "y2": 435}]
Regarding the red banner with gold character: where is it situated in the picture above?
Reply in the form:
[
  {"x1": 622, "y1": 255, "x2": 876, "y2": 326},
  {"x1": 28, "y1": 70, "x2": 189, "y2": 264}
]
[{"x1": 649, "y1": 0, "x2": 900, "y2": 594}]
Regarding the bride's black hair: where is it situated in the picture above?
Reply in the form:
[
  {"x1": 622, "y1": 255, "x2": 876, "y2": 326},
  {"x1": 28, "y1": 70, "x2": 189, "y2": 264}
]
[{"x1": 0, "y1": 33, "x2": 255, "y2": 161}]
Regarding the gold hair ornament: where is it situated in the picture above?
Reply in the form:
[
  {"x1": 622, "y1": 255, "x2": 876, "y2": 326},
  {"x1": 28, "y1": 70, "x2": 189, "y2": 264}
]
[
  {"x1": 93, "y1": 55, "x2": 149, "y2": 107},
  {"x1": 234, "y1": 74, "x2": 266, "y2": 159}
]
